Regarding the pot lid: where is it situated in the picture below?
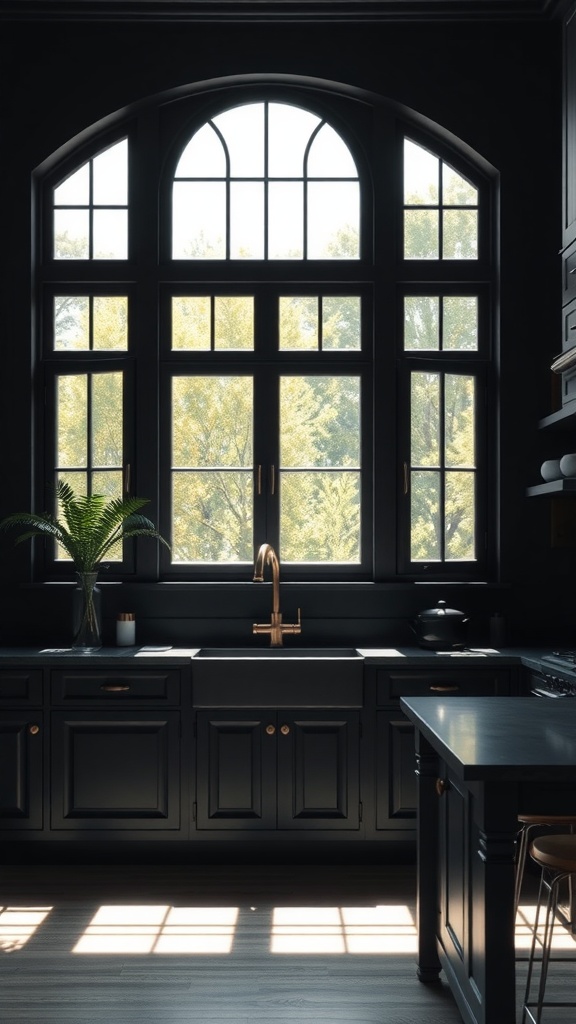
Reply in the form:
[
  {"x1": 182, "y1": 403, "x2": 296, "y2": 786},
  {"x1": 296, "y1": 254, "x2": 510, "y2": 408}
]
[{"x1": 417, "y1": 599, "x2": 466, "y2": 620}]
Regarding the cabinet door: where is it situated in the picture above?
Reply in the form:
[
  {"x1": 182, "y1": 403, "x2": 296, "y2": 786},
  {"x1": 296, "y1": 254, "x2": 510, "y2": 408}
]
[
  {"x1": 195, "y1": 711, "x2": 277, "y2": 830},
  {"x1": 375, "y1": 710, "x2": 417, "y2": 832},
  {"x1": 51, "y1": 711, "x2": 180, "y2": 829},
  {"x1": 0, "y1": 713, "x2": 43, "y2": 830},
  {"x1": 277, "y1": 712, "x2": 360, "y2": 830}
]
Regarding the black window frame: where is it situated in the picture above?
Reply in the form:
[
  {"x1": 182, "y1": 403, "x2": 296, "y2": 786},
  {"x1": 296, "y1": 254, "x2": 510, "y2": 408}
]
[{"x1": 36, "y1": 81, "x2": 497, "y2": 585}]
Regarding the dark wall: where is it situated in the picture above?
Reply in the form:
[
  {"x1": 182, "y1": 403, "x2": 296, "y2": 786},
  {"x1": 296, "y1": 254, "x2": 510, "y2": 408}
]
[{"x1": 0, "y1": 15, "x2": 568, "y2": 648}]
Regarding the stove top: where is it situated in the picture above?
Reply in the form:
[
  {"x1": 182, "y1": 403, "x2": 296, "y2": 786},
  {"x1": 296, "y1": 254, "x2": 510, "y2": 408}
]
[{"x1": 541, "y1": 651, "x2": 576, "y2": 670}]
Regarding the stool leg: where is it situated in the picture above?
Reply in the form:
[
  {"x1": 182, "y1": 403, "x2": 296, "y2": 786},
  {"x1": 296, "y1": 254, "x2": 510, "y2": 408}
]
[
  {"x1": 515, "y1": 826, "x2": 529, "y2": 916},
  {"x1": 535, "y1": 872, "x2": 561, "y2": 1023},
  {"x1": 522, "y1": 867, "x2": 547, "y2": 1024}
]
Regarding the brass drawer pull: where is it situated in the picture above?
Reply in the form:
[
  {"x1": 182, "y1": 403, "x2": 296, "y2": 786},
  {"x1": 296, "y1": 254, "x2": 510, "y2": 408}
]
[
  {"x1": 29, "y1": 723, "x2": 40, "y2": 735},
  {"x1": 100, "y1": 684, "x2": 131, "y2": 692},
  {"x1": 429, "y1": 685, "x2": 460, "y2": 693},
  {"x1": 266, "y1": 724, "x2": 276, "y2": 735}
]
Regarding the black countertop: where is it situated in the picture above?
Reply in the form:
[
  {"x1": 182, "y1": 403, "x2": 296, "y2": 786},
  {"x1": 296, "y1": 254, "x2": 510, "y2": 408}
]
[
  {"x1": 400, "y1": 696, "x2": 576, "y2": 780},
  {"x1": 0, "y1": 644, "x2": 561, "y2": 668}
]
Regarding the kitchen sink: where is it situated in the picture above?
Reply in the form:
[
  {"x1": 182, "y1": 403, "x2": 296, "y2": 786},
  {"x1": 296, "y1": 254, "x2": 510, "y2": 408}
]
[
  {"x1": 194, "y1": 647, "x2": 362, "y2": 659},
  {"x1": 192, "y1": 647, "x2": 364, "y2": 707}
]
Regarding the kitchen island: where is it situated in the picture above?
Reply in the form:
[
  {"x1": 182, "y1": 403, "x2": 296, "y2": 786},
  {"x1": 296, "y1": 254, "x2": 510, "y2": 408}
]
[{"x1": 400, "y1": 696, "x2": 576, "y2": 1024}]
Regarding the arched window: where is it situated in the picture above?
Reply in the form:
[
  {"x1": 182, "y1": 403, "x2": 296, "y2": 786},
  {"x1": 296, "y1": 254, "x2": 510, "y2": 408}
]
[{"x1": 40, "y1": 84, "x2": 494, "y2": 583}]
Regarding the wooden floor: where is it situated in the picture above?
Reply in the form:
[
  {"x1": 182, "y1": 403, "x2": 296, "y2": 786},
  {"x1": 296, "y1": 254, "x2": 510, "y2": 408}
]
[{"x1": 0, "y1": 862, "x2": 572, "y2": 1024}]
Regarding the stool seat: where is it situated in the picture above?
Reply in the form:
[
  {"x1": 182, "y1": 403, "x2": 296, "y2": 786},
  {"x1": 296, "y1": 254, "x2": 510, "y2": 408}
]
[
  {"x1": 519, "y1": 815, "x2": 576, "y2": 825},
  {"x1": 515, "y1": 816, "x2": 576, "y2": 920},
  {"x1": 531, "y1": 835, "x2": 576, "y2": 874}
]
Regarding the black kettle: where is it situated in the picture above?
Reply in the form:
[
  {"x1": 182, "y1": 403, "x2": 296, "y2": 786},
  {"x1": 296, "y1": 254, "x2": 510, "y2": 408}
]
[{"x1": 412, "y1": 599, "x2": 469, "y2": 650}]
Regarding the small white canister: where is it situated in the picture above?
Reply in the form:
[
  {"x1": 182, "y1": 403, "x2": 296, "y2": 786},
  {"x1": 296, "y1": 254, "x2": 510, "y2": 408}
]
[{"x1": 116, "y1": 612, "x2": 136, "y2": 646}]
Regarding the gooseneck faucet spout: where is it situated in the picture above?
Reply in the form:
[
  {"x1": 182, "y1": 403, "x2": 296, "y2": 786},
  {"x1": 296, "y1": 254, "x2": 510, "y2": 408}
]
[{"x1": 252, "y1": 542, "x2": 301, "y2": 647}]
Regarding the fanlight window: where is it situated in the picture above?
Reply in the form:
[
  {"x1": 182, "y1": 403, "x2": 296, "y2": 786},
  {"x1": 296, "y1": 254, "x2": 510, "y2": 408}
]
[
  {"x1": 172, "y1": 102, "x2": 360, "y2": 260},
  {"x1": 403, "y1": 139, "x2": 478, "y2": 259},
  {"x1": 53, "y1": 139, "x2": 128, "y2": 260}
]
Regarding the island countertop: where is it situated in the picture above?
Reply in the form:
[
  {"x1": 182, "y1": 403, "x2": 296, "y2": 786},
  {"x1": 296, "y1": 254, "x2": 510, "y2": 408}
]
[{"x1": 400, "y1": 695, "x2": 576, "y2": 781}]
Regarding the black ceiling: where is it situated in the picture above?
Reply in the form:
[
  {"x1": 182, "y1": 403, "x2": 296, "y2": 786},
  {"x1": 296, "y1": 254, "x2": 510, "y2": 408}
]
[{"x1": 0, "y1": 0, "x2": 568, "y2": 21}]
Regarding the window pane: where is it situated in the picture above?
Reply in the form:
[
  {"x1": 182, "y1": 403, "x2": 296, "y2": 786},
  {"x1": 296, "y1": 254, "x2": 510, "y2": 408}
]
[
  {"x1": 54, "y1": 210, "x2": 89, "y2": 259},
  {"x1": 443, "y1": 165, "x2": 477, "y2": 206},
  {"x1": 279, "y1": 297, "x2": 318, "y2": 350},
  {"x1": 404, "y1": 141, "x2": 439, "y2": 205},
  {"x1": 322, "y1": 297, "x2": 361, "y2": 350},
  {"x1": 307, "y1": 123, "x2": 358, "y2": 177},
  {"x1": 57, "y1": 376, "x2": 87, "y2": 466},
  {"x1": 281, "y1": 471, "x2": 360, "y2": 563},
  {"x1": 54, "y1": 163, "x2": 89, "y2": 205},
  {"x1": 411, "y1": 470, "x2": 440, "y2": 561},
  {"x1": 268, "y1": 182, "x2": 303, "y2": 259},
  {"x1": 172, "y1": 181, "x2": 226, "y2": 259},
  {"x1": 93, "y1": 140, "x2": 128, "y2": 205},
  {"x1": 175, "y1": 123, "x2": 226, "y2": 177},
  {"x1": 93, "y1": 209, "x2": 128, "y2": 259},
  {"x1": 92, "y1": 373, "x2": 123, "y2": 466},
  {"x1": 404, "y1": 297, "x2": 439, "y2": 350},
  {"x1": 308, "y1": 182, "x2": 359, "y2": 259},
  {"x1": 443, "y1": 209, "x2": 477, "y2": 259},
  {"x1": 93, "y1": 297, "x2": 128, "y2": 351},
  {"x1": 280, "y1": 376, "x2": 360, "y2": 467},
  {"x1": 411, "y1": 373, "x2": 440, "y2": 466},
  {"x1": 172, "y1": 471, "x2": 253, "y2": 563},
  {"x1": 268, "y1": 103, "x2": 320, "y2": 176},
  {"x1": 404, "y1": 209, "x2": 438, "y2": 259},
  {"x1": 214, "y1": 297, "x2": 254, "y2": 350},
  {"x1": 445, "y1": 375, "x2": 475, "y2": 468},
  {"x1": 213, "y1": 104, "x2": 264, "y2": 176},
  {"x1": 172, "y1": 297, "x2": 211, "y2": 350},
  {"x1": 230, "y1": 182, "x2": 264, "y2": 259},
  {"x1": 445, "y1": 471, "x2": 475, "y2": 560},
  {"x1": 443, "y1": 296, "x2": 478, "y2": 350},
  {"x1": 92, "y1": 470, "x2": 122, "y2": 500},
  {"x1": 54, "y1": 296, "x2": 90, "y2": 350},
  {"x1": 172, "y1": 377, "x2": 253, "y2": 468}
]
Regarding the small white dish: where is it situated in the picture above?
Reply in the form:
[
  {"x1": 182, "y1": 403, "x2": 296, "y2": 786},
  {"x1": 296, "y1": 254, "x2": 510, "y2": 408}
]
[
  {"x1": 560, "y1": 453, "x2": 576, "y2": 478},
  {"x1": 541, "y1": 459, "x2": 563, "y2": 481}
]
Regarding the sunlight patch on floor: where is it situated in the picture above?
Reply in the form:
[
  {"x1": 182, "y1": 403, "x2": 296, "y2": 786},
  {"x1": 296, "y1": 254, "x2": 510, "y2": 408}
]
[
  {"x1": 73, "y1": 905, "x2": 239, "y2": 954},
  {"x1": 271, "y1": 904, "x2": 418, "y2": 954},
  {"x1": 516, "y1": 904, "x2": 576, "y2": 951},
  {"x1": 0, "y1": 906, "x2": 53, "y2": 952}
]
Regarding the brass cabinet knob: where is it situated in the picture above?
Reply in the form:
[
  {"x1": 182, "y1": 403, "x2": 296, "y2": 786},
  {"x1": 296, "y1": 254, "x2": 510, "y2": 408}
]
[
  {"x1": 265, "y1": 724, "x2": 276, "y2": 735},
  {"x1": 280, "y1": 724, "x2": 290, "y2": 735},
  {"x1": 29, "y1": 724, "x2": 40, "y2": 735}
]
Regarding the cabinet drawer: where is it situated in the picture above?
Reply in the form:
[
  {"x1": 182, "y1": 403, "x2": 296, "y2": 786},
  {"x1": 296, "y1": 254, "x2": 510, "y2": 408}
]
[
  {"x1": 563, "y1": 296, "x2": 576, "y2": 345},
  {"x1": 50, "y1": 669, "x2": 180, "y2": 704},
  {"x1": 376, "y1": 669, "x2": 510, "y2": 705},
  {"x1": 0, "y1": 670, "x2": 43, "y2": 705}
]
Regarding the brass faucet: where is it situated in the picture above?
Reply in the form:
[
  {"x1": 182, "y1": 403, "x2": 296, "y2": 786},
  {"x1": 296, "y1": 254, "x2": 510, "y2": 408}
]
[{"x1": 252, "y1": 542, "x2": 301, "y2": 647}]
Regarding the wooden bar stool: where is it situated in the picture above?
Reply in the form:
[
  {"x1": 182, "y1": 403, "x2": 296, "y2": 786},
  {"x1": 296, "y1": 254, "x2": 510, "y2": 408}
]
[
  {"x1": 515, "y1": 815, "x2": 576, "y2": 918},
  {"x1": 521, "y1": 834, "x2": 576, "y2": 1024}
]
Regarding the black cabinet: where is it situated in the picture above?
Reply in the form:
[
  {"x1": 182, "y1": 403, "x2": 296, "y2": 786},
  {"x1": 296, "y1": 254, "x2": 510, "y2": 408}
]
[
  {"x1": 0, "y1": 670, "x2": 43, "y2": 830},
  {"x1": 195, "y1": 710, "x2": 360, "y2": 831},
  {"x1": 49, "y1": 667, "x2": 182, "y2": 831},
  {"x1": 373, "y1": 668, "x2": 511, "y2": 834}
]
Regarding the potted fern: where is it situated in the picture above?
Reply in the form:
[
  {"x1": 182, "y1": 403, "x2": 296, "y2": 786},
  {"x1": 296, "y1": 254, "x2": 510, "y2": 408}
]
[{"x1": 0, "y1": 481, "x2": 170, "y2": 650}]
